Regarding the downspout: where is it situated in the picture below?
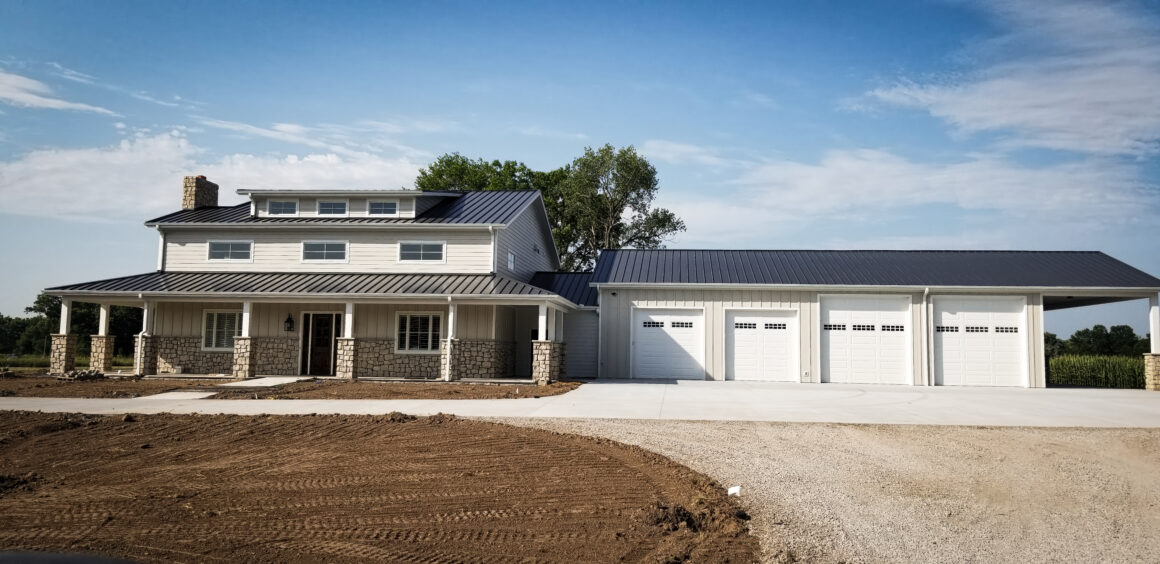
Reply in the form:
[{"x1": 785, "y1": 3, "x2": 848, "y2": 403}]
[
  {"x1": 922, "y1": 287, "x2": 931, "y2": 386},
  {"x1": 488, "y1": 226, "x2": 496, "y2": 273}
]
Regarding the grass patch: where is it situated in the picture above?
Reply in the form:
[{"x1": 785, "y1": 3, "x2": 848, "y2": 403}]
[{"x1": 1048, "y1": 355, "x2": 1144, "y2": 389}]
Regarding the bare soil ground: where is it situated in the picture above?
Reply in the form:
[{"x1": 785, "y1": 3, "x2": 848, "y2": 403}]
[
  {"x1": 508, "y1": 418, "x2": 1160, "y2": 563},
  {"x1": 0, "y1": 411, "x2": 756, "y2": 563},
  {"x1": 0, "y1": 375, "x2": 228, "y2": 398},
  {"x1": 209, "y1": 379, "x2": 582, "y2": 400}
]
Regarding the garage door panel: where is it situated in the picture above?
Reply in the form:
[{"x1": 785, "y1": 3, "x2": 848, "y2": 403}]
[
  {"x1": 821, "y1": 296, "x2": 911, "y2": 385},
  {"x1": 633, "y1": 309, "x2": 704, "y2": 380},
  {"x1": 726, "y1": 311, "x2": 797, "y2": 381},
  {"x1": 934, "y1": 297, "x2": 1027, "y2": 387}
]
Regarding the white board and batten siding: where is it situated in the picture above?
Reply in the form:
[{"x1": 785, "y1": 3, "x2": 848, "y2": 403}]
[
  {"x1": 164, "y1": 229, "x2": 493, "y2": 273},
  {"x1": 494, "y1": 203, "x2": 558, "y2": 282}
]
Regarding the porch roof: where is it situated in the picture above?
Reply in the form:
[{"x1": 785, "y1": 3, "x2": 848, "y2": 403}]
[{"x1": 46, "y1": 271, "x2": 569, "y2": 303}]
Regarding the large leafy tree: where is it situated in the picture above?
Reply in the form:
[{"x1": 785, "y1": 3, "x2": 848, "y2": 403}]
[
  {"x1": 21, "y1": 294, "x2": 141, "y2": 356},
  {"x1": 415, "y1": 145, "x2": 684, "y2": 271}
]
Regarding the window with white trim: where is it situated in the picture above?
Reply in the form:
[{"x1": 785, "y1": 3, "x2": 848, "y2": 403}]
[
  {"x1": 268, "y1": 200, "x2": 298, "y2": 215},
  {"x1": 203, "y1": 311, "x2": 241, "y2": 350},
  {"x1": 507, "y1": 251, "x2": 515, "y2": 271},
  {"x1": 302, "y1": 241, "x2": 347, "y2": 261},
  {"x1": 207, "y1": 241, "x2": 252, "y2": 261},
  {"x1": 318, "y1": 201, "x2": 348, "y2": 215},
  {"x1": 397, "y1": 313, "x2": 442, "y2": 352},
  {"x1": 399, "y1": 242, "x2": 444, "y2": 262},
  {"x1": 368, "y1": 201, "x2": 399, "y2": 216}
]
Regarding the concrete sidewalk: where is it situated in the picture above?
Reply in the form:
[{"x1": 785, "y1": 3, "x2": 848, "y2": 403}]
[{"x1": 2, "y1": 380, "x2": 1159, "y2": 427}]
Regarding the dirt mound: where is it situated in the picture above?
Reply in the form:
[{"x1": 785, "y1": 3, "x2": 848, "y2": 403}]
[{"x1": 0, "y1": 411, "x2": 757, "y2": 563}]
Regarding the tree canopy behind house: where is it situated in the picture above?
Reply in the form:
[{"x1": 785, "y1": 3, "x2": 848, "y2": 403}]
[{"x1": 415, "y1": 144, "x2": 685, "y2": 271}]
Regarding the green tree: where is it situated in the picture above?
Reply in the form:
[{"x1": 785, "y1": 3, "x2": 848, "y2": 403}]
[
  {"x1": 23, "y1": 294, "x2": 142, "y2": 356},
  {"x1": 416, "y1": 154, "x2": 540, "y2": 192},
  {"x1": 1064, "y1": 324, "x2": 1146, "y2": 356},
  {"x1": 1043, "y1": 332, "x2": 1065, "y2": 358}
]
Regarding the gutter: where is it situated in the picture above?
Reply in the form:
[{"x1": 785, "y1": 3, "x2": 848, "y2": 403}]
[{"x1": 589, "y1": 282, "x2": 1160, "y2": 294}]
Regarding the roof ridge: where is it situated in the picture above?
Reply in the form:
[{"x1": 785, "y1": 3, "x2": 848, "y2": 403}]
[{"x1": 600, "y1": 249, "x2": 1106, "y2": 254}]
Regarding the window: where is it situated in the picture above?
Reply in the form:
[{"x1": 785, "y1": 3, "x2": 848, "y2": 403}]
[
  {"x1": 765, "y1": 323, "x2": 787, "y2": 330},
  {"x1": 268, "y1": 200, "x2": 298, "y2": 215},
  {"x1": 203, "y1": 311, "x2": 241, "y2": 350},
  {"x1": 823, "y1": 324, "x2": 846, "y2": 331},
  {"x1": 397, "y1": 313, "x2": 442, "y2": 353},
  {"x1": 318, "y1": 201, "x2": 348, "y2": 216},
  {"x1": 642, "y1": 321, "x2": 664, "y2": 328},
  {"x1": 936, "y1": 326, "x2": 959, "y2": 333},
  {"x1": 302, "y1": 241, "x2": 347, "y2": 261},
  {"x1": 671, "y1": 321, "x2": 693, "y2": 328},
  {"x1": 368, "y1": 201, "x2": 399, "y2": 216},
  {"x1": 734, "y1": 322, "x2": 758, "y2": 329},
  {"x1": 207, "y1": 241, "x2": 252, "y2": 261},
  {"x1": 966, "y1": 326, "x2": 989, "y2": 333},
  {"x1": 881, "y1": 325, "x2": 905, "y2": 332},
  {"x1": 507, "y1": 251, "x2": 516, "y2": 271},
  {"x1": 853, "y1": 324, "x2": 875, "y2": 331},
  {"x1": 399, "y1": 242, "x2": 445, "y2": 262},
  {"x1": 995, "y1": 326, "x2": 1019, "y2": 333}
]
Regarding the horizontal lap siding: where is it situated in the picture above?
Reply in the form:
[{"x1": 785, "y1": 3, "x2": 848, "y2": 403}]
[
  {"x1": 495, "y1": 204, "x2": 556, "y2": 282},
  {"x1": 164, "y1": 229, "x2": 493, "y2": 273},
  {"x1": 155, "y1": 302, "x2": 243, "y2": 337},
  {"x1": 354, "y1": 304, "x2": 446, "y2": 339}
]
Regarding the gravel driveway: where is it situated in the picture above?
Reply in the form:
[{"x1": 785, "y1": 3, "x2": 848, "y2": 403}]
[{"x1": 499, "y1": 418, "x2": 1160, "y2": 563}]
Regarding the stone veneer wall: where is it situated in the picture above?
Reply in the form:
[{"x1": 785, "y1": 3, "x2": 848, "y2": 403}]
[
  {"x1": 1147, "y1": 354, "x2": 1159, "y2": 392},
  {"x1": 254, "y1": 337, "x2": 299, "y2": 376},
  {"x1": 355, "y1": 339, "x2": 441, "y2": 379},
  {"x1": 89, "y1": 335, "x2": 116, "y2": 373},
  {"x1": 135, "y1": 335, "x2": 158, "y2": 376},
  {"x1": 155, "y1": 336, "x2": 233, "y2": 375},
  {"x1": 49, "y1": 334, "x2": 77, "y2": 374},
  {"x1": 232, "y1": 336, "x2": 255, "y2": 379},
  {"x1": 454, "y1": 340, "x2": 515, "y2": 379},
  {"x1": 336, "y1": 338, "x2": 356, "y2": 379},
  {"x1": 531, "y1": 341, "x2": 565, "y2": 385}
]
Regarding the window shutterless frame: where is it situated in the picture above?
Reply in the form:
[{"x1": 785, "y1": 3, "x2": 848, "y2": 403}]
[
  {"x1": 202, "y1": 309, "x2": 243, "y2": 351},
  {"x1": 301, "y1": 240, "x2": 349, "y2": 263},
  {"x1": 395, "y1": 311, "x2": 443, "y2": 354},
  {"x1": 367, "y1": 199, "x2": 400, "y2": 217},
  {"x1": 206, "y1": 240, "x2": 254, "y2": 262},
  {"x1": 316, "y1": 199, "x2": 349, "y2": 217},
  {"x1": 397, "y1": 241, "x2": 446, "y2": 264},
  {"x1": 267, "y1": 199, "x2": 299, "y2": 216}
]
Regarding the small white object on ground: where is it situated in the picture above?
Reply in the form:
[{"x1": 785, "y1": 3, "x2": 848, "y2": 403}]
[
  {"x1": 728, "y1": 485, "x2": 741, "y2": 496},
  {"x1": 217, "y1": 377, "x2": 311, "y2": 388}
]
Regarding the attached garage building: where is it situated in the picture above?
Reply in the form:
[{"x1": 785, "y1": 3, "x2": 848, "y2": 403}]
[{"x1": 591, "y1": 250, "x2": 1160, "y2": 387}]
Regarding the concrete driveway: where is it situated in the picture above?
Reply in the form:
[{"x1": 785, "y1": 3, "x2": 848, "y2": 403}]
[{"x1": 2, "y1": 380, "x2": 1159, "y2": 427}]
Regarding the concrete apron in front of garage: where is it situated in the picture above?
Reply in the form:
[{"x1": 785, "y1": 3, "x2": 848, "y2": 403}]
[{"x1": 3, "y1": 380, "x2": 1160, "y2": 427}]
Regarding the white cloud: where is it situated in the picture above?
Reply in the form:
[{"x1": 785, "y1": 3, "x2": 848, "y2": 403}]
[
  {"x1": 130, "y1": 91, "x2": 180, "y2": 107},
  {"x1": 640, "y1": 140, "x2": 729, "y2": 167},
  {"x1": 199, "y1": 118, "x2": 434, "y2": 160},
  {"x1": 46, "y1": 62, "x2": 96, "y2": 85},
  {"x1": 864, "y1": 0, "x2": 1160, "y2": 156},
  {"x1": 0, "y1": 70, "x2": 118, "y2": 115},
  {"x1": 510, "y1": 125, "x2": 588, "y2": 140},
  {"x1": 0, "y1": 132, "x2": 424, "y2": 220}
]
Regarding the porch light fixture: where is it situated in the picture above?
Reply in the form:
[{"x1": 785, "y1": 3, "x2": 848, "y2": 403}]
[{"x1": 284, "y1": 314, "x2": 295, "y2": 332}]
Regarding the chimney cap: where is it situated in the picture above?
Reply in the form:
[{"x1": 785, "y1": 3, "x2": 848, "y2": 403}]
[{"x1": 196, "y1": 175, "x2": 207, "y2": 179}]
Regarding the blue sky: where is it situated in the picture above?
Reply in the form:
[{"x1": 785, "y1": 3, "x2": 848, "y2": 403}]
[{"x1": 1, "y1": 0, "x2": 1157, "y2": 337}]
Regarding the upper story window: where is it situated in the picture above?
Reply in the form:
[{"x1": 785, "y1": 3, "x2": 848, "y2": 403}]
[
  {"x1": 207, "y1": 240, "x2": 253, "y2": 262},
  {"x1": 368, "y1": 200, "x2": 399, "y2": 216},
  {"x1": 268, "y1": 200, "x2": 298, "y2": 216},
  {"x1": 399, "y1": 241, "x2": 444, "y2": 263},
  {"x1": 507, "y1": 251, "x2": 515, "y2": 271},
  {"x1": 203, "y1": 310, "x2": 241, "y2": 351},
  {"x1": 318, "y1": 200, "x2": 348, "y2": 216},
  {"x1": 302, "y1": 241, "x2": 347, "y2": 262}
]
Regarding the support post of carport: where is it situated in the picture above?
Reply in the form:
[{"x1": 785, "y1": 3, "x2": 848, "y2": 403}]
[
  {"x1": 90, "y1": 304, "x2": 115, "y2": 373},
  {"x1": 49, "y1": 299, "x2": 76, "y2": 375},
  {"x1": 1146, "y1": 294, "x2": 1160, "y2": 391},
  {"x1": 335, "y1": 302, "x2": 357, "y2": 379}
]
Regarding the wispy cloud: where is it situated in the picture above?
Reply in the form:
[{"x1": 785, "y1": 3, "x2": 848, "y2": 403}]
[
  {"x1": 0, "y1": 70, "x2": 118, "y2": 115},
  {"x1": 47, "y1": 62, "x2": 96, "y2": 85},
  {"x1": 510, "y1": 125, "x2": 587, "y2": 140},
  {"x1": 199, "y1": 117, "x2": 435, "y2": 160},
  {"x1": 640, "y1": 140, "x2": 730, "y2": 167},
  {"x1": 734, "y1": 89, "x2": 777, "y2": 109},
  {"x1": 861, "y1": 0, "x2": 1160, "y2": 156}
]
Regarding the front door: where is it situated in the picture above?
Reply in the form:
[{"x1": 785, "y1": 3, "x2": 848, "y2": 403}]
[{"x1": 301, "y1": 313, "x2": 338, "y2": 376}]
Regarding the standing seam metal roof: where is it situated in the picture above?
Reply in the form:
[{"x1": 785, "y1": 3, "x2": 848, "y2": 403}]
[
  {"x1": 144, "y1": 190, "x2": 540, "y2": 225},
  {"x1": 528, "y1": 272, "x2": 597, "y2": 307},
  {"x1": 591, "y1": 250, "x2": 1160, "y2": 288}
]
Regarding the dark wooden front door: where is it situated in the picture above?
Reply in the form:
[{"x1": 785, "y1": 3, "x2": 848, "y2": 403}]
[{"x1": 302, "y1": 313, "x2": 338, "y2": 376}]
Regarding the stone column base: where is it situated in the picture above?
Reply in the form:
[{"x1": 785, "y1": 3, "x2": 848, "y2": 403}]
[
  {"x1": 440, "y1": 338, "x2": 457, "y2": 381},
  {"x1": 531, "y1": 341, "x2": 565, "y2": 386},
  {"x1": 134, "y1": 334, "x2": 157, "y2": 376},
  {"x1": 50, "y1": 334, "x2": 77, "y2": 375},
  {"x1": 232, "y1": 336, "x2": 256, "y2": 379},
  {"x1": 336, "y1": 338, "x2": 357, "y2": 379},
  {"x1": 90, "y1": 335, "x2": 115, "y2": 373},
  {"x1": 1146, "y1": 354, "x2": 1160, "y2": 391}
]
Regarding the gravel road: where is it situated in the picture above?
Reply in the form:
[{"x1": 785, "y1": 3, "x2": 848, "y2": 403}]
[{"x1": 498, "y1": 418, "x2": 1160, "y2": 563}]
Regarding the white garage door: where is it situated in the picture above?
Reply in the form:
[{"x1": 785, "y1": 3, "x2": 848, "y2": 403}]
[
  {"x1": 632, "y1": 309, "x2": 704, "y2": 380},
  {"x1": 726, "y1": 310, "x2": 798, "y2": 381},
  {"x1": 934, "y1": 296, "x2": 1027, "y2": 387},
  {"x1": 821, "y1": 296, "x2": 911, "y2": 384}
]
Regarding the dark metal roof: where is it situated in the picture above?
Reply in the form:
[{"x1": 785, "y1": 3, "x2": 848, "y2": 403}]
[
  {"x1": 592, "y1": 250, "x2": 1160, "y2": 288},
  {"x1": 46, "y1": 271, "x2": 560, "y2": 298},
  {"x1": 529, "y1": 271, "x2": 597, "y2": 307},
  {"x1": 145, "y1": 190, "x2": 540, "y2": 226}
]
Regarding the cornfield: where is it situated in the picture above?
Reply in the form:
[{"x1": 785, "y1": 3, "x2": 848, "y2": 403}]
[{"x1": 1048, "y1": 355, "x2": 1144, "y2": 389}]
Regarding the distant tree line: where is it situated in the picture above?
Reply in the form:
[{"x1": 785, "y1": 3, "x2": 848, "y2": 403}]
[
  {"x1": 0, "y1": 294, "x2": 141, "y2": 357},
  {"x1": 1044, "y1": 325, "x2": 1151, "y2": 358}
]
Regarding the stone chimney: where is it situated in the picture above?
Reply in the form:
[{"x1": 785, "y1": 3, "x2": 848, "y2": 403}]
[{"x1": 182, "y1": 175, "x2": 219, "y2": 210}]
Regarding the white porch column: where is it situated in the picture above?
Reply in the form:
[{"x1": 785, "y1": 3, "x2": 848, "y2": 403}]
[
  {"x1": 97, "y1": 304, "x2": 110, "y2": 336},
  {"x1": 241, "y1": 301, "x2": 253, "y2": 337},
  {"x1": 141, "y1": 301, "x2": 155, "y2": 334},
  {"x1": 538, "y1": 303, "x2": 548, "y2": 341},
  {"x1": 447, "y1": 302, "x2": 458, "y2": 339},
  {"x1": 59, "y1": 299, "x2": 72, "y2": 335},
  {"x1": 546, "y1": 307, "x2": 556, "y2": 341},
  {"x1": 1150, "y1": 294, "x2": 1159, "y2": 354},
  {"x1": 344, "y1": 302, "x2": 355, "y2": 338}
]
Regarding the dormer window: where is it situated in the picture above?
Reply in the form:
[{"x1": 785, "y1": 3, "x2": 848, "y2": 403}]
[
  {"x1": 368, "y1": 200, "x2": 399, "y2": 217},
  {"x1": 318, "y1": 200, "x2": 348, "y2": 216},
  {"x1": 268, "y1": 200, "x2": 298, "y2": 216}
]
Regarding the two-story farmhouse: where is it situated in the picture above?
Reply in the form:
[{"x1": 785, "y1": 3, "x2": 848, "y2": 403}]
[{"x1": 46, "y1": 176, "x2": 1160, "y2": 389}]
